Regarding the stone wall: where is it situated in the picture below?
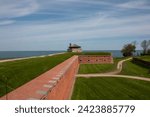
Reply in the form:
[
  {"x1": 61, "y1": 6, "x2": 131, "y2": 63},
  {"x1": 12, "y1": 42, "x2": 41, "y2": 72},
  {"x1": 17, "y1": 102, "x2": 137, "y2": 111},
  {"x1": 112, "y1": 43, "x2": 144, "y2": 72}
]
[{"x1": 79, "y1": 55, "x2": 113, "y2": 64}]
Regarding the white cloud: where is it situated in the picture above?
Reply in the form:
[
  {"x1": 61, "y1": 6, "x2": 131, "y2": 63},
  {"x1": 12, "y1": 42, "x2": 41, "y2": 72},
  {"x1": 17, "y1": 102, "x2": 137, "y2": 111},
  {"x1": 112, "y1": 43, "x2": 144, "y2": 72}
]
[
  {"x1": 0, "y1": 0, "x2": 39, "y2": 19},
  {"x1": 117, "y1": 0, "x2": 150, "y2": 10},
  {"x1": 0, "y1": 13, "x2": 150, "y2": 41},
  {"x1": 0, "y1": 0, "x2": 150, "y2": 50},
  {"x1": 0, "y1": 20, "x2": 15, "y2": 26}
]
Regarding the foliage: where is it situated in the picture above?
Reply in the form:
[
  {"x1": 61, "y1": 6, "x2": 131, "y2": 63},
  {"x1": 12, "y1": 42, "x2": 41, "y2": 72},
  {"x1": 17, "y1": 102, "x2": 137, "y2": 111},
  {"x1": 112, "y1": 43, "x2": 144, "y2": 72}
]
[
  {"x1": 121, "y1": 43, "x2": 136, "y2": 57},
  {"x1": 141, "y1": 40, "x2": 150, "y2": 55}
]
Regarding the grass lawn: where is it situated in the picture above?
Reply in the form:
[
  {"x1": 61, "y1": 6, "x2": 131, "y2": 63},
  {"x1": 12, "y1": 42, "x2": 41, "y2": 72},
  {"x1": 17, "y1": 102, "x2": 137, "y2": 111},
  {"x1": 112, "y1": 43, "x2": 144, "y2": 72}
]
[
  {"x1": 0, "y1": 53, "x2": 74, "y2": 97},
  {"x1": 72, "y1": 77, "x2": 150, "y2": 100},
  {"x1": 79, "y1": 52, "x2": 111, "y2": 55},
  {"x1": 137, "y1": 55, "x2": 150, "y2": 62},
  {"x1": 121, "y1": 60, "x2": 150, "y2": 78},
  {"x1": 78, "y1": 58, "x2": 122, "y2": 74}
]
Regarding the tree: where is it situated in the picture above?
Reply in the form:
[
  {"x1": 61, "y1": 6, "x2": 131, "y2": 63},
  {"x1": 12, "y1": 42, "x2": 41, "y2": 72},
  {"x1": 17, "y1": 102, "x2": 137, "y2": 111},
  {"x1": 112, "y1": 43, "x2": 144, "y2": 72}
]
[
  {"x1": 121, "y1": 43, "x2": 136, "y2": 57},
  {"x1": 141, "y1": 40, "x2": 150, "y2": 55}
]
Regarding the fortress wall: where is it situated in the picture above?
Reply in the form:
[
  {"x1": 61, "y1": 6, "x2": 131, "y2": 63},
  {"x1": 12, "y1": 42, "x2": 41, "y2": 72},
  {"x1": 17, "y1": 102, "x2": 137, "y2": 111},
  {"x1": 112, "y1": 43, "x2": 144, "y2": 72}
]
[
  {"x1": 0, "y1": 54, "x2": 113, "y2": 100},
  {"x1": 46, "y1": 56, "x2": 79, "y2": 100},
  {"x1": 0, "y1": 55, "x2": 79, "y2": 100},
  {"x1": 79, "y1": 55, "x2": 113, "y2": 64}
]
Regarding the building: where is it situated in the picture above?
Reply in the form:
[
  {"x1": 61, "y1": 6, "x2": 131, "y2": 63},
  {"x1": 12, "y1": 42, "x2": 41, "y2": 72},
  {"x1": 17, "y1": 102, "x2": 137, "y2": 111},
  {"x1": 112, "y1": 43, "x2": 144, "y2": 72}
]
[{"x1": 67, "y1": 43, "x2": 82, "y2": 52}]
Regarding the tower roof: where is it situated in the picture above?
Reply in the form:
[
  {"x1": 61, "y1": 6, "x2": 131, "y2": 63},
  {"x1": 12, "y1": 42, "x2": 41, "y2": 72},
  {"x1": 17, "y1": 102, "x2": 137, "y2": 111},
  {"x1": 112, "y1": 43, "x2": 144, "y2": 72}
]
[{"x1": 69, "y1": 44, "x2": 81, "y2": 48}]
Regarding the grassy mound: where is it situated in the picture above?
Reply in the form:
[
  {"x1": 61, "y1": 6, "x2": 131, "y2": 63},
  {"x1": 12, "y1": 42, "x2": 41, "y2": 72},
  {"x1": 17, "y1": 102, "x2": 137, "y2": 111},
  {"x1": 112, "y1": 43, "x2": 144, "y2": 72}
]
[
  {"x1": 72, "y1": 77, "x2": 150, "y2": 100},
  {"x1": 0, "y1": 53, "x2": 74, "y2": 97},
  {"x1": 121, "y1": 60, "x2": 150, "y2": 78},
  {"x1": 69, "y1": 52, "x2": 111, "y2": 55},
  {"x1": 137, "y1": 55, "x2": 150, "y2": 62}
]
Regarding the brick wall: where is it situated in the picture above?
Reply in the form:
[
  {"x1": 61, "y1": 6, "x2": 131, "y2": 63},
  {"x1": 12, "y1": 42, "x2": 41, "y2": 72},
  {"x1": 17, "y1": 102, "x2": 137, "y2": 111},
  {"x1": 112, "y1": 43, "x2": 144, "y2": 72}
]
[
  {"x1": 0, "y1": 54, "x2": 113, "y2": 100},
  {"x1": 46, "y1": 56, "x2": 79, "y2": 100},
  {"x1": 0, "y1": 56, "x2": 79, "y2": 100},
  {"x1": 79, "y1": 55, "x2": 113, "y2": 64}
]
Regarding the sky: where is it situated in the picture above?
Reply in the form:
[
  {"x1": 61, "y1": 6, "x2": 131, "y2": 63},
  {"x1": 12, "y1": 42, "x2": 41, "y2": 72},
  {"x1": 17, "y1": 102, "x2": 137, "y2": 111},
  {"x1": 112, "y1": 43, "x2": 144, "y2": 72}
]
[{"x1": 0, "y1": 0, "x2": 150, "y2": 51}]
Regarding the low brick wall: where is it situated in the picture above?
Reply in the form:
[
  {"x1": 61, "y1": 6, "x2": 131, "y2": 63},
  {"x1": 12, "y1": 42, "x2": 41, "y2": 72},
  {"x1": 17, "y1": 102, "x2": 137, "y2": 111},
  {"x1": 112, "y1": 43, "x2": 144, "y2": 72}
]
[{"x1": 79, "y1": 55, "x2": 113, "y2": 64}]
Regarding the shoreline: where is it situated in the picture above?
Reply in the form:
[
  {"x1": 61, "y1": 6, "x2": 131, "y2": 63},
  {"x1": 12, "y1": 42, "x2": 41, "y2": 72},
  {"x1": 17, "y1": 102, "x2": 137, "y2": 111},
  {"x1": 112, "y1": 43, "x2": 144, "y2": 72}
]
[{"x1": 0, "y1": 52, "x2": 65, "y2": 63}]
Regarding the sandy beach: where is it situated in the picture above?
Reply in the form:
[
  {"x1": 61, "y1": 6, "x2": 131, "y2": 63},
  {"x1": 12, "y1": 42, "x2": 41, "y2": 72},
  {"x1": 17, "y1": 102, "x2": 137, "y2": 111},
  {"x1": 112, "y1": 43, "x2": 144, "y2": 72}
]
[{"x1": 0, "y1": 52, "x2": 65, "y2": 63}]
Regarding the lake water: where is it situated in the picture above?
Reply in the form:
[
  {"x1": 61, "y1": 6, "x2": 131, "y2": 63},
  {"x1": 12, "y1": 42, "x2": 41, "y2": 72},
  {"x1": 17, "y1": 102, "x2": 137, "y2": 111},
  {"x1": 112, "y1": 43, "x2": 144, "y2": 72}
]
[{"x1": 0, "y1": 50, "x2": 143, "y2": 59}]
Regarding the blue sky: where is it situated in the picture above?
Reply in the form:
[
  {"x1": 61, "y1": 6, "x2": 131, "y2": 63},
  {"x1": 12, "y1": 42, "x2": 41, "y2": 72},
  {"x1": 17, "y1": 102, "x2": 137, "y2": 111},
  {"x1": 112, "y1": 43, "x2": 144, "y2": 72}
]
[{"x1": 0, "y1": 0, "x2": 150, "y2": 51}]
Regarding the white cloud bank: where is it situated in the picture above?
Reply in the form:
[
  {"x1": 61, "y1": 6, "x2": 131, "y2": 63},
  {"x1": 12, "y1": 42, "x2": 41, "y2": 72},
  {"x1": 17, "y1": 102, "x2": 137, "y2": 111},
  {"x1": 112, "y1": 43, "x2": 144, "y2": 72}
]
[
  {"x1": 118, "y1": 0, "x2": 150, "y2": 10},
  {"x1": 0, "y1": 0, "x2": 39, "y2": 19},
  {"x1": 0, "y1": 0, "x2": 150, "y2": 50},
  {"x1": 0, "y1": 20, "x2": 15, "y2": 26},
  {"x1": 1, "y1": 13, "x2": 150, "y2": 41}
]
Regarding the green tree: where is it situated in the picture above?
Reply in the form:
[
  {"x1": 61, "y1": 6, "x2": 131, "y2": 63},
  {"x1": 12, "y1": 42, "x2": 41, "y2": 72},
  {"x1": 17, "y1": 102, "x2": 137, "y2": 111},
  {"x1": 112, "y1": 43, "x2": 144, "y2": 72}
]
[
  {"x1": 141, "y1": 40, "x2": 150, "y2": 55},
  {"x1": 121, "y1": 43, "x2": 136, "y2": 57}
]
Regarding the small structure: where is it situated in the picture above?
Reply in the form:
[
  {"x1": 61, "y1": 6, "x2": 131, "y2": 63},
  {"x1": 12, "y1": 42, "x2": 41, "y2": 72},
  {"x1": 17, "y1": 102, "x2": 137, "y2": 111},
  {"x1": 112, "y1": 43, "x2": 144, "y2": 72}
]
[{"x1": 67, "y1": 43, "x2": 82, "y2": 52}]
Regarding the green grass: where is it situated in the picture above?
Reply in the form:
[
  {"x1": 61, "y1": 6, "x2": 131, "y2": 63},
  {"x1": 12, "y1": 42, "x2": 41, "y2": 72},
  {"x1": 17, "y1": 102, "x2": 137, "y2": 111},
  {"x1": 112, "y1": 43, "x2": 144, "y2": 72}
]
[
  {"x1": 78, "y1": 64, "x2": 115, "y2": 74},
  {"x1": 78, "y1": 58, "x2": 121, "y2": 74},
  {"x1": 70, "y1": 52, "x2": 111, "y2": 55},
  {"x1": 80, "y1": 52, "x2": 111, "y2": 55},
  {"x1": 121, "y1": 60, "x2": 150, "y2": 78},
  {"x1": 72, "y1": 77, "x2": 150, "y2": 100},
  {"x1": 0, "y1": 53, "x2": 74, "y2": 97},
  {"x1": 137, "y1": 55, "x2": 150, "y2": 62}
]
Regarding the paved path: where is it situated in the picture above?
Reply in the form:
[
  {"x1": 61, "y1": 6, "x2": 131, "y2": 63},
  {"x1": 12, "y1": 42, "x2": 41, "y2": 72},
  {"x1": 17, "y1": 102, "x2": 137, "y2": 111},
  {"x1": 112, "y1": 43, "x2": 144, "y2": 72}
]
[
  {"x1": 77, "y1": 57, "x2": 150, "y2": 82},
  {"x1": 102, "y1": 57, "x2": 132, "y2": 75},
  {"x1": 76, "y1": 74, "x2": 150, "y2": 82}
]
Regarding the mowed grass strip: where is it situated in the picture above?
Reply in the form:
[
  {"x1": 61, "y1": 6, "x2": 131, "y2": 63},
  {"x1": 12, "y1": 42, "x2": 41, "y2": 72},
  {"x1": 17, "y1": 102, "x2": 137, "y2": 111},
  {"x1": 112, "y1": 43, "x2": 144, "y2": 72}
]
[
  {"x1": 78, "y1": 64, "x2": 114, "y2": 74},
  {"x1": 71, "y1": 77, "x2": 150, "y2": 100},
  {"x1": 0, "y1": 53, "x2": 74, "y2": 97},
  {"x1": 121, "y1": 60, "x2": 150, "y2": 78},
  {"x1": 78, "y1": 58, "x2": 121, "y2": 74}
]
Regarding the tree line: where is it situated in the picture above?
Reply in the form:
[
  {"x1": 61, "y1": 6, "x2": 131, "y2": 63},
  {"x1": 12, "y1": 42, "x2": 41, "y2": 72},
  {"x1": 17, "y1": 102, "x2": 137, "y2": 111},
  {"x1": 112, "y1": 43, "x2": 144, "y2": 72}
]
[{"x1": 121, "y1": 40, "x2": 150, "y2": 57}]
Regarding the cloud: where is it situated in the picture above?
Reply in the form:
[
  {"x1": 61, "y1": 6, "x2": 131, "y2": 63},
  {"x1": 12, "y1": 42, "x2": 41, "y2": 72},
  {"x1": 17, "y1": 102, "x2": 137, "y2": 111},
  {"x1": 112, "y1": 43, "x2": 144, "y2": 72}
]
[
  {"x1": 1, "y1": 13, "x2": 150, "y2": 41},
  {"x1": 0, "y1": 20, "x2": 15, "y2": 26},
  {"x1": 0, "y1": 0, "x2": 150, "y2": 50},
  {"x1": 117, "y1": 0, "x2": 150, "y2": 10},
  {"x1": 0, "y1": 0, "x2": 39, "y2": 19}
]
